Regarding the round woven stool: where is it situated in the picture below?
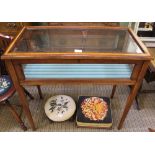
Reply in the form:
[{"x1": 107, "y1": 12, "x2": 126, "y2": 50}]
[{"x1": 44, "y1": 95, "x2": 76, "y2": 122}]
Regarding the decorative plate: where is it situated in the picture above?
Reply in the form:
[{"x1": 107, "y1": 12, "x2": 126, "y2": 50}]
[{"x1": 44, "y1": 95, "x2": 76, "y2": 122}]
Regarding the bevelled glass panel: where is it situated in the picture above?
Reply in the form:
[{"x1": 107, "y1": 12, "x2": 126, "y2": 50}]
[{"x1": 12, "y1": 28, "x2": 143, "y2": 53}]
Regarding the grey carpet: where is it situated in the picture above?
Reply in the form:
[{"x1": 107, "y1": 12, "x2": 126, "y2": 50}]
[{"x1": 0, "y1": 81, "x2": 155, "y2": 132}]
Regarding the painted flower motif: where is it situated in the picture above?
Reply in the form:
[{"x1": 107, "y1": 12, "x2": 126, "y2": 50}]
[
  {"x1": 0, "y1": 78, "x2": 11, "y2": 89},
  {"x1": 49, "y1": 96, "x2": 69, "y2": 114}
]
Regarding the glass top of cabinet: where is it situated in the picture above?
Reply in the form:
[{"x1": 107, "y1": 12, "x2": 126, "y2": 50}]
[{"x1": 12, "y1": 27, "x2": 143, "y2": 54}]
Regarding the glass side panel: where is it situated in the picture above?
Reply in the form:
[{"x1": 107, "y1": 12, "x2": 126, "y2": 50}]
[{"x1": 12, "y1": 28, "x2": 143, "y2": 53}]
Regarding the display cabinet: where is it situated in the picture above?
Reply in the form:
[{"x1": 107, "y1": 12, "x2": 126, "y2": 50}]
[{"x1": 2, "y1": 26, "x2": 152, "y2": 130}]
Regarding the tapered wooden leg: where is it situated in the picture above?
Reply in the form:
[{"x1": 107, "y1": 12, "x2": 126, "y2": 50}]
[
  {"x1": 135, "y1": 95, "x2": 140, "y2": 110},
  {"x1": 5, "y1": 100, "x2": 27, "y2": 131},
  {"x1": 23, "y1": 87, "x2": 34, "y2": 100},
  {"x1": 118, "y1": 62, "x2": 150, "y2": 130},
  {"x1": 110, "y1": 85, "x2": 116, "y2": 99},
  {"x1": 118, "y1": 85, "x2": 139, "y2": 129},
  {"x1": 134, "y1": 83, "x2": 143, "y2": 110},
  {"x1": 6, "y1": 61, "x2": 36, "y2": 130},
  {"x1": 37, "y1": 85, "x2": 43, "y2": 99},
  {"x1": 16, "y1": 86, "x2": 36, "y2": 130}
]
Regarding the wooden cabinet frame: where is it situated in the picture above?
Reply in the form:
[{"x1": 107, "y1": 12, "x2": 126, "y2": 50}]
[{"x1": 2, "y1": 26, "x2": 152, "y2": 130}]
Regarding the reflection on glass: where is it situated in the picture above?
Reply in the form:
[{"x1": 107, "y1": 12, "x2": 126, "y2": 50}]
[{"x1": 12, "y1": 28, "x2": 143, "y2": 53}]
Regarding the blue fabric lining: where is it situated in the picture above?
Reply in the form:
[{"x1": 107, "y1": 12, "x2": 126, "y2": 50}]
[{"x1": 23, "y1": 64, "x2": 132, "y2": 79}]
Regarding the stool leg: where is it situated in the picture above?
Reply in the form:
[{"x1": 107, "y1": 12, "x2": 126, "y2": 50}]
[
  {"x1": 5, "y1": 100, "x2": 27, "y2": 131},
  {"x1": 110, "y1": 85, "x2": 117, "y2": 99},
  {"x1": 37, "y1": 85, "x2": 43, "y2": 99},
  {"x1": 23, "y1": 87, "x2": 34, "y2": 100}
]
